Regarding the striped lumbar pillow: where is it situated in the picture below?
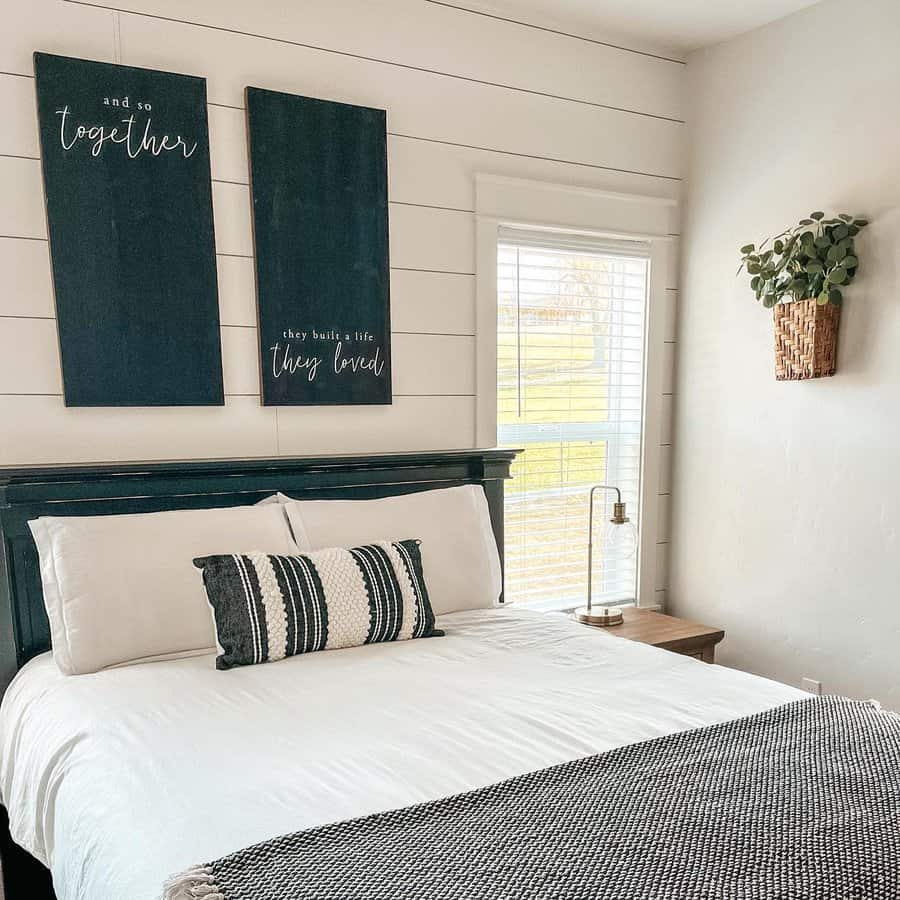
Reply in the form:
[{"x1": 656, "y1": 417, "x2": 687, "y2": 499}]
[{"x1": 194, "y1": 540, "x2": 440, "y2": 670}]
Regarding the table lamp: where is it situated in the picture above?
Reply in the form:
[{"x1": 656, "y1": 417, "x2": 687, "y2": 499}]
[{"x1": 573, "y1": 484, "x2": 637, "y2": 627}]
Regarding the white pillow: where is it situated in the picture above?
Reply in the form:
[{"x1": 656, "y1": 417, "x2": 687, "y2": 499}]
[
  {"x1": 29, "y1": 504, "x2": 301, "y2": 675},
  {"x1": 255, "y1": 492, "x2": 292, "y2": 506},
  {"x1": 283, "y1": 485, "x2": 502, "y2": 616}
]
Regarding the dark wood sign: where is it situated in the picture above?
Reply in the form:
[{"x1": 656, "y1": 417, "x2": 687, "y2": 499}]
[
  {"x1": 34, "y1": 53, "x2": 223, "y2": 407},
  {"x1": 246, "y1": 87, "x2": 391, "y2": 405}
]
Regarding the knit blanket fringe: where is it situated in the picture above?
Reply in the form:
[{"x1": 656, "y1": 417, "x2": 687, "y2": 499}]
[{"x1": 162, "y1": 865, "x2": 223, "y2": 900}]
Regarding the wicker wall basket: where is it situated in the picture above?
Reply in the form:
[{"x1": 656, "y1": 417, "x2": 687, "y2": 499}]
[{"x1": 774, "y1": 299, "x2": 840, "y2": 381}]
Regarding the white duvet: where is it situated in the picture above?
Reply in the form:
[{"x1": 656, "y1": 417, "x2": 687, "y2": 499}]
[{"x1": 0, "y1": 607, "x2": 802, "y2": 900}]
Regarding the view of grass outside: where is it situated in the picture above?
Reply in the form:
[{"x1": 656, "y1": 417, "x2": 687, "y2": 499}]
[{"x1": 497, "y1": 237, "x2": 647, "y2": 608}]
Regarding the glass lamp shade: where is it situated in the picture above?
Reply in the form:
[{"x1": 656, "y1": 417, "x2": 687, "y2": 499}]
[{"x1": 602, "y1": 518, "x2": 638, "y2": 561}]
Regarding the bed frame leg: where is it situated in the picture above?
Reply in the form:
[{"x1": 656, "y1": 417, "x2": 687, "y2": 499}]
[{"x1": 0, "y1": 806, "x2": 56, "y2": 900}]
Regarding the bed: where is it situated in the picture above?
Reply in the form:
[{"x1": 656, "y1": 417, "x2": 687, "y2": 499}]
[{"x1": 0, "y1": 451, "x2": 896, "y2": 900}]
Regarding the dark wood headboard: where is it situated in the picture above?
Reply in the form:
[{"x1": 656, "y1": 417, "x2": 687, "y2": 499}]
[{"x1": 0, "y1": 449, "x2": 518, "y2": 691}]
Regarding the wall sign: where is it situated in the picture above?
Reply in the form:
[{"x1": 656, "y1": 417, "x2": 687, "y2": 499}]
[
  {"x1": 34, "y1": 52, "x2": 223, "y2": 407},
  {"x1": 246, "y1": 87, "x2": 391, "y2": 405}
]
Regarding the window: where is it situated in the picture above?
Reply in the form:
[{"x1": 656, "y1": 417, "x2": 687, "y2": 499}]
[{"x1": 497, "y1": 226, "x2": 650, "y2": 610}]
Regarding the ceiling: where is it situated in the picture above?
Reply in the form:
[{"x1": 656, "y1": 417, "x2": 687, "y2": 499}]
[{"x1": 465, "y1": 0, "x2": 822, "y2": 54}]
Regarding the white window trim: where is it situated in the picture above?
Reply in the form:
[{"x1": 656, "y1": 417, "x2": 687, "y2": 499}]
[{"x1": 474, "y1": 174, "x2": 677, "y2": 610}]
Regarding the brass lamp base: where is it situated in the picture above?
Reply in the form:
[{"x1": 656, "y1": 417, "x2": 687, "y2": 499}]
[{"x1": 573, "y1": 606, "x2": 624, "y2": 627}]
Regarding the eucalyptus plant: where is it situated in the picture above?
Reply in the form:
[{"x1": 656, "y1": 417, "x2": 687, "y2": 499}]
[{"x1": 739, "y1": 212, "x2": 868, "y2": 308}]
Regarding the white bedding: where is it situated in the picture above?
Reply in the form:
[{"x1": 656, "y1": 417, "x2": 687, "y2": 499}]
[{"x1": 0, "y1": 607, "x2": 802, "y2": 900}]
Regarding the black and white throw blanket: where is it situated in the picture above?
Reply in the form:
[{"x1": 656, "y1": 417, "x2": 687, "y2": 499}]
[{"x1": 164, "y1": 696, "x2": 900, "y2": 900}]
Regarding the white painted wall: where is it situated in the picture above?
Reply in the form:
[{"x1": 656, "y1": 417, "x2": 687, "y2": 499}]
[
  {"x1": 674, "y1": 0, "x2": 900, "y2": 706},
  {"x1": 0, "y1": 0, "x2": 683, "y2": 470}
]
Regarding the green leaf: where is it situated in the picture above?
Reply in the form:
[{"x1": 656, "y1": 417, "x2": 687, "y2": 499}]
[{"x1": 740, "y1": 212, "x2": 864, "y2": 308}]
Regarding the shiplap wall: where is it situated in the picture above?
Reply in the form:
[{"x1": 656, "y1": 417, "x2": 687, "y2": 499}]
[{"x1": 1, "y1": 0, "x2": 683, "y2": 602}]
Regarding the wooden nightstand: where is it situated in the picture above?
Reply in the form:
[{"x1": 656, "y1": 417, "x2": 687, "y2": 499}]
[{"x1": 599, "y1": 608, "x2": 725, "y2": 663}]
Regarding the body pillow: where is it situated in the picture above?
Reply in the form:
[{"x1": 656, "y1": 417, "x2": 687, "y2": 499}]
[
  {"x1": 195, "y1": 540, "x2": 440, "y2": 670},
  {"x1": 29, "y1": 504, "x2": 301, "y2": 675},
  {"x1": 282, "y1": 486, "x2": 502, "y2": 616}
]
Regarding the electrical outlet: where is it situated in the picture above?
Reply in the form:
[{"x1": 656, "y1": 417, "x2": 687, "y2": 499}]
[{"x1": 801, "y1": 677, "x2": 822, "y2": 695}]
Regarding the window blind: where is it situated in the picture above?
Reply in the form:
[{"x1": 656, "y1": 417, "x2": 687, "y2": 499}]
[{"x1": 496, "y1": 226, "x2": 650, "y2": 609}]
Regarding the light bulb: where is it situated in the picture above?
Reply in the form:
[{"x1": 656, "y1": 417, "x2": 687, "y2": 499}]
[{"x1": 602, "y1": 518, "x2": 638, "y2": 561}]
